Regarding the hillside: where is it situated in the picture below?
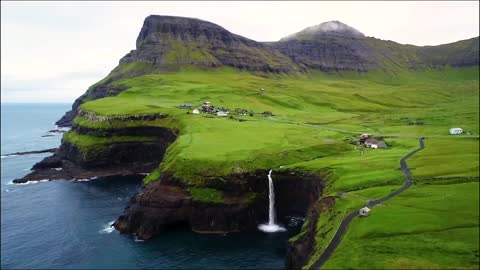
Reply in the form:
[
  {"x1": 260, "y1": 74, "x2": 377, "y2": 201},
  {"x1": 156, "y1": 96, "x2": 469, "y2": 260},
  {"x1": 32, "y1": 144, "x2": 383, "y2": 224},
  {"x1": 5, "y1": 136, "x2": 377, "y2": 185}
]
[
  {"x1": 20, "y1": 15, "x2": 480, "y2": 269},
  {"x1": 56, "y1": 16, "x2": 479, "y2": 127}
]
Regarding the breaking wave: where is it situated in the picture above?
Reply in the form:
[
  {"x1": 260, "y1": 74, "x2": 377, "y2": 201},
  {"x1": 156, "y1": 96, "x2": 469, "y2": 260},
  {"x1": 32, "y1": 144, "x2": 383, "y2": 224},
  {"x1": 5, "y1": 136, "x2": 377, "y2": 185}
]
[{"x1": 99, "y1": 221, "x2": 115, "y2": 234}]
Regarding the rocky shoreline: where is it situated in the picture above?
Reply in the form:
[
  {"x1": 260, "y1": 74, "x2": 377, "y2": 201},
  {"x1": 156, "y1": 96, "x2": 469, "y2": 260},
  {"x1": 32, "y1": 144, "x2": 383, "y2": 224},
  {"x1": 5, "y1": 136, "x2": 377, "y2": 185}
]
[
  {"x1": 19, "y1": 107, "x2": 328, "y2": 269},
  {"x1": 14, "y1": 122, "x2": 176, "y2": 184},
  {"x1": 113, "y1": 168, "x2": 326, "y2": 270}
]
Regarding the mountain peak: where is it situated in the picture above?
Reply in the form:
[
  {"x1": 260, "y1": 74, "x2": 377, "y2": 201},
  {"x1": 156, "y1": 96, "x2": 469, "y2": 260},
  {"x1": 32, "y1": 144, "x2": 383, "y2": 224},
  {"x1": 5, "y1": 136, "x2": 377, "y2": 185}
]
[
  {"x1": 135, "y1": 15, "x2": 231, "y2": 48},
  {"x1": 280, "y1": 21, "x2": 365, "y2": 41}
]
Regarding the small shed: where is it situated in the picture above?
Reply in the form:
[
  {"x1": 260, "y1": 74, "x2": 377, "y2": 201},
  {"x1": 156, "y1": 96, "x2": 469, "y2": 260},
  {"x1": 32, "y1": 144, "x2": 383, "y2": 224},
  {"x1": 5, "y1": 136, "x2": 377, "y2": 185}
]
[
  {"x1": 450, "y1": 128, "x2": 463, "y2": 135},
  {"x1": 192, "y1": 109, "x2": 200, "y2": 114},
  {"x1": 359, "y1": 207, "x2": 371, "y2": 217},
  {"x1": 364, "y1": 139, "x2": 386, "y2": 149},
  {"x1": 217, "y1": 111, "x2": 228, "y2": 117}
]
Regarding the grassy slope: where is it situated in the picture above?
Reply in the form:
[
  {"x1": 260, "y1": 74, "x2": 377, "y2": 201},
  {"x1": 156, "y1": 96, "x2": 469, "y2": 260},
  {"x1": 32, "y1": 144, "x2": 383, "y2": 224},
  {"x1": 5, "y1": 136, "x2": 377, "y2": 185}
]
[
  {"x1": 73, "y1": 65, "x2": 479, "y2": 268},
  {"x1": 313, "y1": 137, "x2": 479, "y2": 269}
]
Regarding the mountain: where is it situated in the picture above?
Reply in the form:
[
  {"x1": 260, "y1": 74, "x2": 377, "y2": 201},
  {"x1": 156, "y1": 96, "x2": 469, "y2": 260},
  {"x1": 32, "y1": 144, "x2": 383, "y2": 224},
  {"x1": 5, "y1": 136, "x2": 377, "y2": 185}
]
[
  {"x1": 55, "y1": 15, "x2": 479, "y2": 127},
  {"x1": 280, "y1": 21, "x2": 366, "y2": 41},
  {"x1": 270, "y1": 21, "x2": 375, "y2": 72},
  {"x1": 120, "y1": 15, "x2": 296, "y2": 72},
  {"x1": 272, "y1": 21, "x2": 479, "y2": 72}
]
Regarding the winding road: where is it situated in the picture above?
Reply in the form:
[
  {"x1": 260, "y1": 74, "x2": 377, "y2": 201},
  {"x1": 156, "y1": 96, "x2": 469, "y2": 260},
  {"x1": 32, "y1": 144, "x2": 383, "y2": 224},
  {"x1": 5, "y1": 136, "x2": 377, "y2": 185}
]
[{"x1": 310, "y1": 137, "x2": 425, "y2": 269}]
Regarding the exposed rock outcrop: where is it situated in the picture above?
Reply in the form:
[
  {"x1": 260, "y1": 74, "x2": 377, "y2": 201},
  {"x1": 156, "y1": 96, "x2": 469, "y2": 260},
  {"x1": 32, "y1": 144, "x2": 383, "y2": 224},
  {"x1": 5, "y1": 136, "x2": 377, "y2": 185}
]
[
  {"x1": 77, "y1": 109, "x2": 166, "y2": 123},
  {"x1": 285, "y1": 196, "x2": 336, "y2": 270},
  {"x1": 120, "y1": 15, "x2": 297, "y2": 72},
  {"x1": 270, "y1": 36, "x2": 376, "y2": 72},
  {"x1": 114, "y1": 170, "x2": 324, "y2": 240},
  {"x1": 14, "y1": 125, "x2": 176, "y2": 183}
]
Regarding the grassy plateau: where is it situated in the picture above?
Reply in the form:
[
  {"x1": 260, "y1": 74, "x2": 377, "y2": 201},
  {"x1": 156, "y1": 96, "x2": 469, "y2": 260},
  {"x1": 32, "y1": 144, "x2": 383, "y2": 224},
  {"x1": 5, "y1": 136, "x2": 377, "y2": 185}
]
[{"x1": 71, "y1": 64, "x2": 479, "y2": 269}]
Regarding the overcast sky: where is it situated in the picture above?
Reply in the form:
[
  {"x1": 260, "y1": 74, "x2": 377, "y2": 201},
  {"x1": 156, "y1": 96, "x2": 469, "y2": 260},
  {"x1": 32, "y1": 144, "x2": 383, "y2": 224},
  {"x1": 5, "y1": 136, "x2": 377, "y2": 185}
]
[{"x1": 2, "y1": 1, "x2": 479, "y2": 103}]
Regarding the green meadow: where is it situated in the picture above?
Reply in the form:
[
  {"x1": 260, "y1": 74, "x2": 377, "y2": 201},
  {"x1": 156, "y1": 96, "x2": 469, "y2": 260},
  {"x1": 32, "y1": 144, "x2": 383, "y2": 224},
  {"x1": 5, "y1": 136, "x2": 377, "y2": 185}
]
[{"x1": 73, "y1": 64, "x2": 479, "y2": 268}]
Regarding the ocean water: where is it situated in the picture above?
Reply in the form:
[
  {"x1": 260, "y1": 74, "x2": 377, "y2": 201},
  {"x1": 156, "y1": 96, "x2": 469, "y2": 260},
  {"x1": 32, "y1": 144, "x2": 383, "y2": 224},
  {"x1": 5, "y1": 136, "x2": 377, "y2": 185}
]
[{"x1": 1, "y1": 104, "x2": 297, "y2": 269}]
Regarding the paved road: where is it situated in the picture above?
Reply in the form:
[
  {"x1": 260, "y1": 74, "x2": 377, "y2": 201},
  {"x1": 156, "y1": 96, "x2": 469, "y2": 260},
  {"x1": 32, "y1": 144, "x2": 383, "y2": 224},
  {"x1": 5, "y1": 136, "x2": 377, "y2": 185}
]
[{"x1": 310, "y1": 137, "x2": 425, "y2": 269}]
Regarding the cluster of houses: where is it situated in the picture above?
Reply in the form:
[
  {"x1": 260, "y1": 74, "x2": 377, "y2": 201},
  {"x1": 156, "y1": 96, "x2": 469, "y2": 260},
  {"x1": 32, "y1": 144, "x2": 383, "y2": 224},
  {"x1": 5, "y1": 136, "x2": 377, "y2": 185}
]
[
  {"x1": 178, "y1": 102, "x2": 230, "y2": 116},
  {"x1": 235, "y1": 108, "x2": 251, "y2": 116},
  {"x1": 189, "y1": 101, "x2": 230, "y2": 116},
  {"x1": 179, "y1": 101, "x2": 274, "y2": 119}
]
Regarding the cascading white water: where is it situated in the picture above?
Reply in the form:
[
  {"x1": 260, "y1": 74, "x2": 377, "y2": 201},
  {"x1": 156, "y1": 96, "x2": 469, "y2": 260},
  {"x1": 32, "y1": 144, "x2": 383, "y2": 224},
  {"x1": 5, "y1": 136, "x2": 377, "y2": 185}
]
[{"x1": 258, "y1": 170, "x2": 286, "y2": 233}]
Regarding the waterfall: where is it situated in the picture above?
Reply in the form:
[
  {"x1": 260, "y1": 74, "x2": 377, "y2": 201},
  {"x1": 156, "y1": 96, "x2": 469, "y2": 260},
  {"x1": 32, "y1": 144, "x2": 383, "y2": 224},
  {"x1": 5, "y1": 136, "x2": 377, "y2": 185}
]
[
  {"x1": 258, "y1": 170, "x2": 286, "y2": 233},
  {"x1": 267, "y1": 170, "x2": 276, "y2": 225}
]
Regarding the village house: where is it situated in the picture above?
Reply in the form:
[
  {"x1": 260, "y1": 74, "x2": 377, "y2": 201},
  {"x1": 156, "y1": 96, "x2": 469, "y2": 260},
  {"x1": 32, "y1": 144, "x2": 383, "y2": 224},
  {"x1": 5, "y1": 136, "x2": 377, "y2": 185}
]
[
  {"x1": 179, "y1": 103, "x2": 193, "y2": 109},
  {"x1": 364, "y1": 138, "x2": 387, "y2": 149},
  {"x1": 359, "y1": 207, "x2": 371, "y2": 217},
  {"x1": 235, "y1": 108, "x2": 249, "y2": 115},
  {"x1": 450, "y1": 127, "x2": 463, "y2": 135},
  {"x1": 357, "y1": 133, "x2": 371, "y2": 144},
  {"x1": 200, "y1": 101, "x2": 219, "y2": 113}
]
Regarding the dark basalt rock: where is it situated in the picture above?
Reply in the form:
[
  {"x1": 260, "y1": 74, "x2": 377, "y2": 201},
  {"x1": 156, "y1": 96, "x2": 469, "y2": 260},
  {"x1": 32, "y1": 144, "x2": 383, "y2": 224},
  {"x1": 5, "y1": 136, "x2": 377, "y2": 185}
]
[
  {"x1": 114, "y1": 170, "x2": 324, "y2": 240},
  {"x1": 270, "y1": 37, "x2": 376, "y2": 72},
  {"x1": 120, "y1": 15, "x2": 296, "y2": 73},
  {"x1": 285, "y1": 196, "x2": 336, "y2": 270},
  {"x1": 14, "y1": 125, "x2": 176, "y2": 183}
]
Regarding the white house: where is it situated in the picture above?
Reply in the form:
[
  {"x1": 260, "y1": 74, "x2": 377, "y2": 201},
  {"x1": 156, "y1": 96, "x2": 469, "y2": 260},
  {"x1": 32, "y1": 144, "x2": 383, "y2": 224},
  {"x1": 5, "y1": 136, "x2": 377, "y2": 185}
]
[
  {"x1": 217, "y1": 111, "x2": 228, "y2": 117},
  {"x1": 364, "y1": 139, "x2": 386, "y2": 149},
  {"x1": 450, "y1": 128, "x2": 463, "y2": 135},
  {"x1": 192, "y1": 109, "x2": 200, "y2": 114},
  {"x1": 359, "y1": 207, "x2": 371, "y2": 217}
]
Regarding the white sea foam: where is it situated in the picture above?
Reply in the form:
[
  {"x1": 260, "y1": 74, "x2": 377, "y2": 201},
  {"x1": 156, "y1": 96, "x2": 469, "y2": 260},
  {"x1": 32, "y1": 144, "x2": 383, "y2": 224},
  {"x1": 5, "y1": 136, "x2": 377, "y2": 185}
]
[
  {"x1": 76, "y1": 177, "x2": 98, "y2": 182},
  {"x1": 258, "y1": 224, "x2": 287, "y2": 233},
  {"x1": 99, "y1": 221, "x2": 116, "y2": 234},
  {"x1": 53, "y1": 168, "x2": 63, "y2": 171},
  {"x1": 134, "y1": 236, "x2": 145, "y2": 242},
  {"x1": 1, "y1": 154, "x2": 17, "y2": 159},
  {"x1": 15, "y1": 179, "x2": 49, "y2": 185}
]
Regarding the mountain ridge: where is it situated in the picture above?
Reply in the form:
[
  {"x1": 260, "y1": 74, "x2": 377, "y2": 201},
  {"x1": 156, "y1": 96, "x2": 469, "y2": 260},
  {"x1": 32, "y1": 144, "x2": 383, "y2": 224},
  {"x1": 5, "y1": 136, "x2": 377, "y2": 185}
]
[{"x1": 55, "y1": 15, "x2": 479, "y2": 127}]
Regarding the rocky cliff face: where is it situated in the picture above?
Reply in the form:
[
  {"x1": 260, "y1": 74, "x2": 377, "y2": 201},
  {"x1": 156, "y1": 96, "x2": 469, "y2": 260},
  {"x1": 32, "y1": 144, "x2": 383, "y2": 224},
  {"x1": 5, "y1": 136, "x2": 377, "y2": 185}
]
[
  {"x1": 14, "y1": 123, "x2": 176, "y2": 183},
  {"x1": 269, "y1": 21, "x2": 376, "y2": 72},
  {"x1": 114, "y1": 170, "x2": 324, "y2": 240},
  {"x1": 271, "y1": 21, "x2": 479, "y2": 72},
  {"x1": 120, "y1": 15, "x2": 296, "y2": 72},
  {"x1": 270, "y1": 35, "x2": 376, "y2": 72}
]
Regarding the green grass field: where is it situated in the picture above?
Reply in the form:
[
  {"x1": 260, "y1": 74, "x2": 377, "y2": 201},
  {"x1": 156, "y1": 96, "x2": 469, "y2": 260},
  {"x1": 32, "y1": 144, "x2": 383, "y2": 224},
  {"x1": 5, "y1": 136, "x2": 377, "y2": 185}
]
[{"x1": 72, "y1": 65, "x2": 479, "y2": 268}]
